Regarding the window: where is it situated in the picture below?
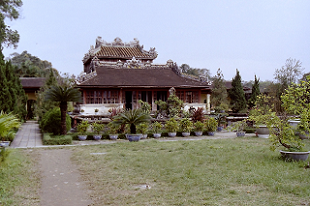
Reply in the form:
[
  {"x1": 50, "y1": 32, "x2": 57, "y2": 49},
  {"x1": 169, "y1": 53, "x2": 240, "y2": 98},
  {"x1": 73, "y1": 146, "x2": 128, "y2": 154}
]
[{"x1": 86, "y1": 90, "x2": 119, "y2": 104}]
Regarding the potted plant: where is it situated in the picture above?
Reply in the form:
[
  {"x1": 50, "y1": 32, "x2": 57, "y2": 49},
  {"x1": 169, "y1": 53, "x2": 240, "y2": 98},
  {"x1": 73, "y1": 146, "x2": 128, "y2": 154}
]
[
  {"x1": 152, "y1": 121, "x2": 162, "y2": 138},
  {"x1": 205, "y1": 117, "x2": 217, "y2": 136},
  {"x1": 137, "y1": 122, "x2": 149, "y2": 139},
  {"x1": 91, "y1": 122, "x2": 103, "y2": 140},
  {"x1": 193, "y1": 121, "x2": 204, "y2": 136},
  {"x1": 249, "y1": 77, "x2": 310, "y2": 161},
  {"x1": 228, "y1": 120, "x2": 247, "y2": 137},
  {"x1": 80, "y1": 109, "x2": 85, "y2": 115},
  {"x1": 94, "y1": 108, "x2": 99, "y2": 115},
  {"x1": 107, "y1": 122, "x2": 119, "y2": 140},
  {"x1": 179, "y1": 118, "x2": 193, "y2": 137},
  {"x1": 77, "y1": 120, "x2": 89, "y2": 140},
  {"x1": 112, "y1": 109, "x2": 151, "y2": 142},
  {"x1": 0, "y1": 111, "x2": 20, "y2": 147},
  {"x1": 165, "y1": 118, "x2": 179, "y2": 137}
]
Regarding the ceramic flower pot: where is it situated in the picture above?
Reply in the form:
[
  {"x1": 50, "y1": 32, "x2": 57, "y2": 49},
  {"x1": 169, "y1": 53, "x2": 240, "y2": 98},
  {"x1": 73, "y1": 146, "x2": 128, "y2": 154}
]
[
  {"x1": 153, "y1": 133, "x2": 161, "y2": 138},
  {"x1": 236, "y1": 132, "x2": 245, "y2": 137},
  {"x1": 141, "y1": 134, "x2": 148, "y2": 139},
  {"x1": 126, "y1": 134, "x2": 142, "y2": 142},
  {"x1": 182, "y1": 132, "x2": 190, "y2": 137},
  {"x1": 168, "y1": 132, "x2": 177, "y2": 137},
  {"x1": 280, "y1": 150, "x2": 310, "y2": 161},
  {"x1": 207, "y1": 131, "x2": 215, "y2": 136},
  {"x1": 109, "y1": 134, "x2": 118, "y2": 140},
  {"x1": 194, "y1": 131, "x2": 203, "y2": 136},
  {"x1": 78, "y1": 135, "x2": 87, "y2": 141},
  {"x1": 93, "y1": 135, "x2": 102, "y2": 140}
]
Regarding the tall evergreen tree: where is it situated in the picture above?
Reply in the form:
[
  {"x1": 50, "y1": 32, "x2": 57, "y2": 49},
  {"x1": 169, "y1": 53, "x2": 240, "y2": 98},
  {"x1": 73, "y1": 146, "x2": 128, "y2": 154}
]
[
  {"x1": 228, "y1": 69, "x2": 247, "y2": 113},
  {"x1": 211, "y1": 68, "x2": 229, "y2": 111},
  {"x1": 248, "y1": 75, "x2": 260, "y2": 108}
]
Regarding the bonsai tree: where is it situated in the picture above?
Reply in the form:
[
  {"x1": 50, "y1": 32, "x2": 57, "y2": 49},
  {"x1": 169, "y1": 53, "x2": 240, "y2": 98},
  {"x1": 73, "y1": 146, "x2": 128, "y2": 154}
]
[
  {"x1": 249, "y1": 76, "x2": 310, "y2": 152},
  {"x1": 179, "y1": 118, "x2": 193, "y2": 133},
  {"x1": 92, "y1": 122, "x2": 103, "y2": 135},
  {"x1": 77, "y1": 120, "x2": 89, "y2": 135},
  {"x1": 228, "y1": 120, "x2": 247, "y2": 133},
  {"x1": 165, "y1": 118, "x2": 179, "y2": 133},
  {"x1": 112, "y1": 109, "x2": 151, "y2": 134},
  {"x1": 205, "y1": 117, "x2": 217, "y2": 132},
  {"x1": 152, "y1": 121, "x2": 162, "y2": 134},
  {"x1": 194, "y1": 121, "x2": 204, "y2": 132},
  {"x1": 0, "y1": 111, "x2": 20, "y2": 141},
  {"x1": 45, "y1": 85, "x2": 81, "y2": 135}
]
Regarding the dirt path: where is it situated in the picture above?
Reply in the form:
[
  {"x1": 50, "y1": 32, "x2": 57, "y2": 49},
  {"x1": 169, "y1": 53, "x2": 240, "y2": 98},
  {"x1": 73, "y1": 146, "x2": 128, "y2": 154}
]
[{"x1": 39, "y1": 149, "x2": 92, "y2": 206}]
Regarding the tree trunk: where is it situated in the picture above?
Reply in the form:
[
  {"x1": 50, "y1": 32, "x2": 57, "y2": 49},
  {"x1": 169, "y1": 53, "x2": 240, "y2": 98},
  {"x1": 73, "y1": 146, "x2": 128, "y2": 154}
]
[
  {"x1": 60, "y1": 101, "x2": 67, "y2": 135},
  {"x1": 130, "y1": 123, "x2": 136, "y2": 134}
]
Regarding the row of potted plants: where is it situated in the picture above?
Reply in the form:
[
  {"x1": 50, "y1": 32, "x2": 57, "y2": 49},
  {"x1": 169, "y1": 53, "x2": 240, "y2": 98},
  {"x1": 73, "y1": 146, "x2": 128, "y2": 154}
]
[{"x1": 76, "y1": 115, "x2": 220, "y2": 141}]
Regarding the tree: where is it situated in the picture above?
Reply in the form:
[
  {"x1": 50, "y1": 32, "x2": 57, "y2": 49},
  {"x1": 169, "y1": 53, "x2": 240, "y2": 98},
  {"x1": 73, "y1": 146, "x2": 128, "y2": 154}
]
[
  {"x1": 180, "y1": 63, "x2": 211, "y2": 81},
  {"x1": 0, "y1": 0, "x2": 23, "y2": 49},
  {"x1": 0, "y1": 50, "x2": 27, "y2": 119},
  {"x1": 211, "y1": 68, "x2": 229, "y2": 111},
  {"x1": 44, "y1": 85, "x2": 81, "y2": 135},
  {"x1": 228, "y1": 69, "x2": 247, "y2": 113},
  {"x1": 248, "y1": 75, "x2": 260, "y2": 109}
]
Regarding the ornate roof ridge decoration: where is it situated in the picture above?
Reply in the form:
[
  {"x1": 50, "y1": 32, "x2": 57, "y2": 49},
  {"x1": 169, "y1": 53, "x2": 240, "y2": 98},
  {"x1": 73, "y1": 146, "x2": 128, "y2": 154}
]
[
  {"x1": 76, "y1": 70, "x2": 97, "y2": 85},
  {"x1": 83, "y1": 37, "x2": 158, "y2": 63}
]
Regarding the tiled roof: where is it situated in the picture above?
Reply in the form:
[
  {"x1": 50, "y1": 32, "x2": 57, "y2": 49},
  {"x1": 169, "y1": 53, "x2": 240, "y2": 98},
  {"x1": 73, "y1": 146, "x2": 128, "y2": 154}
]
[
  {"x1": 96, "y1": 46, "x2": 155, "y2": 59},
  {"x1": 20, "y1": 77, "x2": 46, "y2": 88},
  {"x1": 78, "y1": 67, "x2": 209, "y2": 88}
]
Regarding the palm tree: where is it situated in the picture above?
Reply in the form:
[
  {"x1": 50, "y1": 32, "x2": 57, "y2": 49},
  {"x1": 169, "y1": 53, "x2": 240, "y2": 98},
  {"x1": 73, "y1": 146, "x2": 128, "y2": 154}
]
[
  {"x1": 45, "y1": 85, "x2": 81, "y2": 135},
  {"x1": 112, "y1": 109, "x2": 151, "y2": 134},
  {"x1": 0, "y1": 111, "x2": 20, "y2": 140}
]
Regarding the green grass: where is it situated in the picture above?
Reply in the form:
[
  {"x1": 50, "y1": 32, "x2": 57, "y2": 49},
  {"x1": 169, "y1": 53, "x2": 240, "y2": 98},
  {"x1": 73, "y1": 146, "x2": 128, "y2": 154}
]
[
  {"x1": 0, "y1": 149, "x2": 40, "y2": 206},
  {"x1": 71, "y1": 137, "x2": 310, "y2": 206}
]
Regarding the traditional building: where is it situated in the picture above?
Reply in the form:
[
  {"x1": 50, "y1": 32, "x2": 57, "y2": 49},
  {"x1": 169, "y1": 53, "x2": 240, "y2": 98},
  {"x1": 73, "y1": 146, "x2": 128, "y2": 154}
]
[{"x1": 76, "y1": 37, "x2": 211, "y2": 115}]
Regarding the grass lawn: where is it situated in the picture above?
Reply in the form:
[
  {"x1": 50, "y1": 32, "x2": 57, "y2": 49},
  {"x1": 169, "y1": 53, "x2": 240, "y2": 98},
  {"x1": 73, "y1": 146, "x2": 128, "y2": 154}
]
[
  {"x1": 0, "y1": 149, "x2": 40, "y2": 206},
  {"x1": 71, "y1": 137, "x2": 310, "y2": 206}
]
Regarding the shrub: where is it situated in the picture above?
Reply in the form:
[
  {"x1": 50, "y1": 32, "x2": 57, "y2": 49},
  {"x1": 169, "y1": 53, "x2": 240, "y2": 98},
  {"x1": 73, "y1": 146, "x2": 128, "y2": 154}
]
[
  {"x1": 77, "y1": 120, "x2": 89, "y2": 135},
  {"x1": 40, "y1": 108, "x2": 71, "y2": 135},
  {"x1": 152, "y1": 121, "x2": 162, "y2": 133},
  {"x1": 179, "y1": 118, "x2": 193, "y2": 132},
  {"x1": 205, "y1": 117, "x2": 217, "y2": 132},
  {"x1": 191, "y1": 107, "x2": 205, "y2": 122},
  {"x1": 194, "y1": 121, "x2": 204, "y2": 131},
  {"x1": 165, "y1": 118, "x2": 179, "y2": 132},
  {"x1": 42, "y1": 133, "x2": 72, "y2": 145}
]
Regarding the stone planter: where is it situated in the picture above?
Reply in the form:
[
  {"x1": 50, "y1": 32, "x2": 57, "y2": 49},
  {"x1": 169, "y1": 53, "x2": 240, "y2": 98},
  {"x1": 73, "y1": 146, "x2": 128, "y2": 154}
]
[
  {"x1": 168, "y1": 132, "x2": 177, "y2": 137},
  {"x1": 126, "y1": 134, "x2": 142, "y2": 142},
  {"x1": 153, "y1": 133, "x2": 161, "y2": 138},
  {"x1": 299, "y1": 131, "x2": 310, "y2": 139},
  {"x1": 280, "y1": 150, "x2": 310, "y2": 161},
  {"x1": 207, "y1": 131, "x2": 215, "y2": 136},
  {"x1": 236, "y1": 131, "x2": 245, "y2": 137},
  {"x1": 93, "y1": 135, "x2": 102, "y2": 140},
  {"x1": 0, "y1": 141, "x2": 10, "y2": 147},
  {"x1": 78, "y1": 135, "x2": 87, "y2": 141},
  {"x1": 194, "y1": 131, "x2": 203, "y2": 136},
  {"x1": 182, "y1": 132, "x2": 190, "y2": 137},
  {"x1": 217, "y1": 126, "x2": 223, "y2": 132},
  {"x1": 109, "y1": 134, "x2": 118, "y2": 140},
  {"x1": 255, "y1": 125, "x2": 270, "y2": 138},
  {"x1": 141, "y1": 134, "x2": 148, "y2": 139}
]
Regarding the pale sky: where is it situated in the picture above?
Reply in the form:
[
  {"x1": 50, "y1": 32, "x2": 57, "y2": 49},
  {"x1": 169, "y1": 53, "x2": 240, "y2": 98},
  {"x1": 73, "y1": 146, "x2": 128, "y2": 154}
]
[{"x1": 3, "y1": 0, "x2": 310, "y2": 81}]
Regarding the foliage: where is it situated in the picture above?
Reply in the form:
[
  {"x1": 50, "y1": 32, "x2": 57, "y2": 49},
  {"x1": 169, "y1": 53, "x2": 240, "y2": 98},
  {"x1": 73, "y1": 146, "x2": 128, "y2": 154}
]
[
  {"x1": 165, "y1": 118, "x2": 179, "y2": 132},
  {"x1": 152, "y1": 121, "x2": 162, "y2": 133},
  {"x1": 44, "y1": 85, "x2": 81, "y2": 135},
  {"x1": 40, "y1": 107, "x2": 71, "y2": 135},
  {"x1": 0, "y1": 52, "x2": 27, "y2": 120},
  {"x1": 194, "y1": 121, "x2": 204, "y2": 131},
  {"x1": 94, "y1": 108, "x2": 99, "y2": 113},
  {"x1": 10, "y1": 51, "x2": 56, "y2": 77},
  {"x1": 191, "y1": 107, "x2": 205, "y2": 122},
  {"x1": 136, "y1": 122, "x2": 149, "y2": 134},
  {"x1": 248, "y1": 75, "x2": 260, "y2": 108},
  {"x1": 214, "y1": 112, "x2": 228, "y2": 127},
  {"x1": 0, "y1": 0, "x2": 23, "y2": 49},
  {"x1": 0, "y1": 111, "x2": 20, "y2": 141},
  {"x1": 211, "y1": 68, "x2": 229, "y2": 110},
  {"x1": 228, "y1": 69, "x2": 247, "y2": 113},
  {"x1": 228, "y1": 120, "x2": 247, "y2": 132},
  {"x1": 92, "y1": 122, "x2": 104, "y2": 134},
  {"x1": 155, "y1": 94, "x2": 184, "y2": 118},
  {"x1": 107, "y1": 122, "x2": 120, "y2": 134},
  {"x1": 180, "y1": 63, "x2": 211, "y2": 81},
  {"x1": 138, "y1": 100, "x2": 151, "y2": 114},
  {"x1": 108, "y1": 107, "x2": 123, "y2": 119},
  {"x1": 179, "y1": 118, "x2": 193, "y2": 132},
  {"x1": 112, "y1": 109, "x2": 151, "y2": 134},
  {"x1": 77, "y1": 120, "x2": 89, "y2": 135},
  {"x1": 42, "y1": 133, "x2": 72, "y2": 145},
  {"x1": 205, "y1": 117, "x2": 218, "y2": 132}
]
